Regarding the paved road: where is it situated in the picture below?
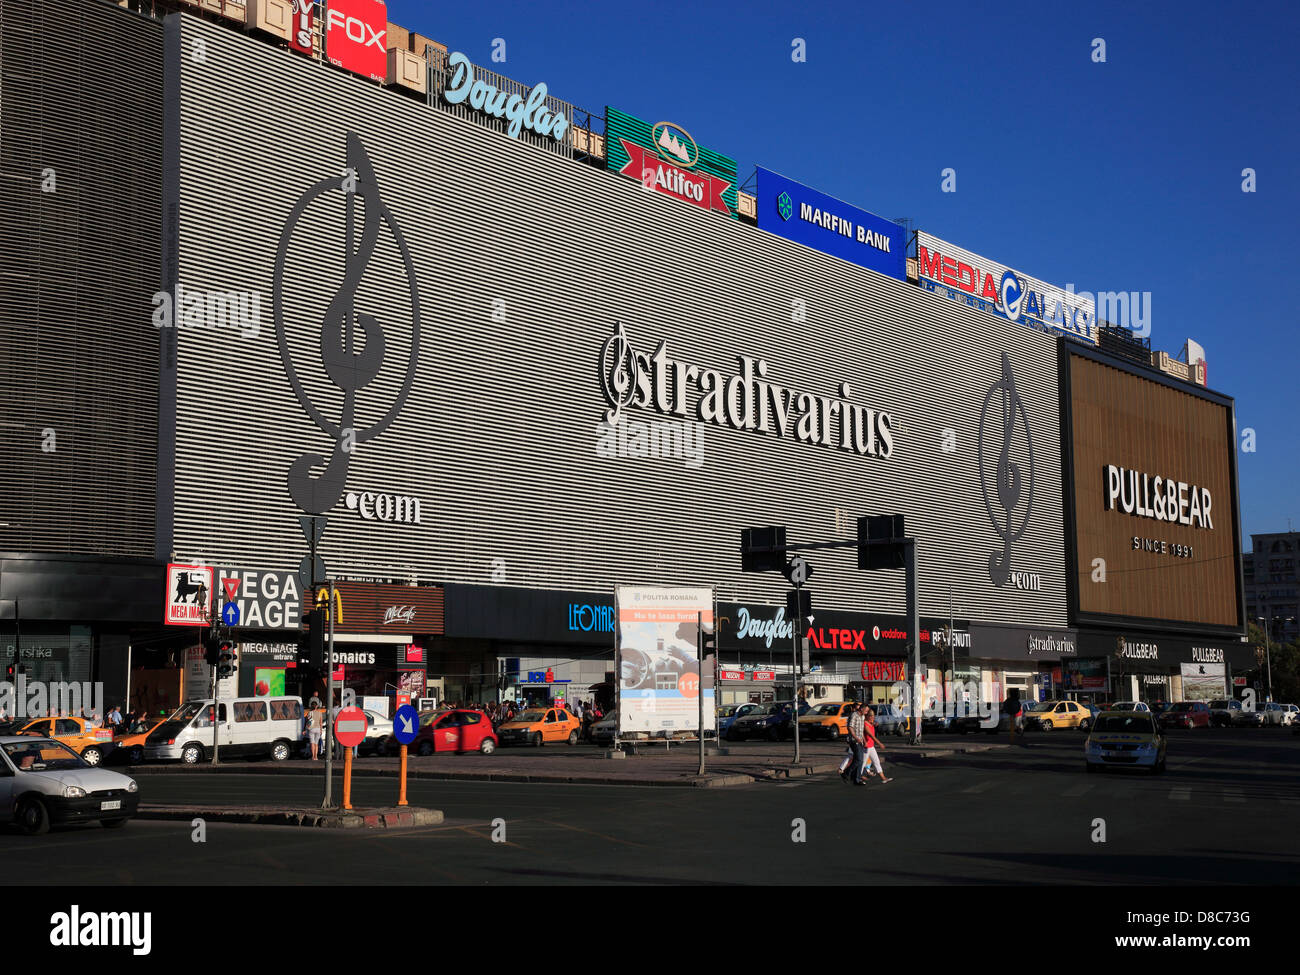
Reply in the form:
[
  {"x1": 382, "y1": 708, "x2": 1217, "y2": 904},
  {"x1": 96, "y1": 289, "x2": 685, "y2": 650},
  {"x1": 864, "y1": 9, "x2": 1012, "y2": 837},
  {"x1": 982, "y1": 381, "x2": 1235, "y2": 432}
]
[{"x1": 12, "y1": 730, "x2": 1299, "y2": 885}]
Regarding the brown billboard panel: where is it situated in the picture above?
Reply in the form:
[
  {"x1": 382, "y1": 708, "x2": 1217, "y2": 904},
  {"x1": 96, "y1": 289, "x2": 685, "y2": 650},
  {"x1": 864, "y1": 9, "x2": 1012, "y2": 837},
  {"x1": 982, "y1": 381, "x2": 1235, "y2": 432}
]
[{"x1": 1067, "y1": 352, "x2": 1240, "y2": 629}]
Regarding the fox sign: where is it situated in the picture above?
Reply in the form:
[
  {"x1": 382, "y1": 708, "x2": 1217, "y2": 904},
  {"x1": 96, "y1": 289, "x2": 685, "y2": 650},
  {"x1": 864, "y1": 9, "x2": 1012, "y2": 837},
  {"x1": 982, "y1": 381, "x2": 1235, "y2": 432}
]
[{"x1": 325, "y1": 0, "x2": 387, "y2": 83}]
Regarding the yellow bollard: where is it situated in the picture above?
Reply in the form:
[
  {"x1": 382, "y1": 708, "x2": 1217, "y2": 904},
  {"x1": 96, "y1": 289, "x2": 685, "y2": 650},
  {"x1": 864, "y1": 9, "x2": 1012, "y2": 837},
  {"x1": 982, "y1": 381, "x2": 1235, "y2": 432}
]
[
  {"x1": 398, "y1": 744, "x2": 409, "y2": 806},
  {"x1": 343, "y1": 748, "x2": 353, "y2": 810}
]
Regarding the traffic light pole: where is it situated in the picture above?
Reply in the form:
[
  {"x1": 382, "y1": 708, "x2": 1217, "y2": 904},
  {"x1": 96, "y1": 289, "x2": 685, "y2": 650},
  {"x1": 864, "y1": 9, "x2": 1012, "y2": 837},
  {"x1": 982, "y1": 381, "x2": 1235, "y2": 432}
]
[
  {"x1": 791, "y1": 613, "x2": 801, "y2": 765},
  {"x1": 323, "y1": 579, "x2": 337, "y2": 810},
  {"x1": 697, "y1": 612, "x2": 705, "y2": 777},
  {"x1": 906, "y1": 540, "x2": 922, "y2": 746},
  {"x1": 209, "y1": 600, "x2": 220, "y2": 767}
]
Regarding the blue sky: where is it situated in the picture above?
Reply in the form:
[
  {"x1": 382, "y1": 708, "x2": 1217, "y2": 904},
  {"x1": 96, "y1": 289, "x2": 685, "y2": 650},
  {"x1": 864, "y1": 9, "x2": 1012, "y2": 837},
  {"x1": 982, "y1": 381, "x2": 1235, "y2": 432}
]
[{"x1": 387, "y1": 0, "x2": 1299, "y2": 547}]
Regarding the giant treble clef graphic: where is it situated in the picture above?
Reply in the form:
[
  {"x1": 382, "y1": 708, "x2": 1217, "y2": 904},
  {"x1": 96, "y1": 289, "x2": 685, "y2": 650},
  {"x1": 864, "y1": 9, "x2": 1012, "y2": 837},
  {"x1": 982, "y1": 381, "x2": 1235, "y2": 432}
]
[
  {"x1": 977, "y1": 352, "x2": 1034, "y2": 587},
  {"x1": 274, "y1": 132, "x2": 421, "y2": 516}
]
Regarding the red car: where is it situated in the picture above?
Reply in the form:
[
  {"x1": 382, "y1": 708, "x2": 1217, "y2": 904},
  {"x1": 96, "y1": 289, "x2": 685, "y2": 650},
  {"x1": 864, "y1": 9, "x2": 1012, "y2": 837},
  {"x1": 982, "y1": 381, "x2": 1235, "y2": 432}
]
[
  {"x1": 1158, "y1": 701, "x2": 1211, "y2": 730},
  {"x1": 410, "y1": 709, "x2": 497, "y2": 755}
]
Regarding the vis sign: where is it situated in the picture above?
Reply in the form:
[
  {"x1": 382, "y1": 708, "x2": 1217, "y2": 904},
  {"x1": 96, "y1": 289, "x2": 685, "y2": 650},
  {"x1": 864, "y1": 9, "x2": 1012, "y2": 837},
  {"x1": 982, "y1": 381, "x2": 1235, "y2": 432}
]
[{"x1": 915, "y1": 231, "x2": 1096, "y2": 344}]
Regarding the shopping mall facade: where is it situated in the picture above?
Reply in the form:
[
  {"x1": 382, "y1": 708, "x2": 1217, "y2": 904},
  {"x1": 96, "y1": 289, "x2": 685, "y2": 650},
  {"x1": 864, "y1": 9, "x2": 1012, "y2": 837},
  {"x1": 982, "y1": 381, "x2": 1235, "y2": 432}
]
[{"x1": 0, "y1": 0, "x2": 1251, "y2": 718}]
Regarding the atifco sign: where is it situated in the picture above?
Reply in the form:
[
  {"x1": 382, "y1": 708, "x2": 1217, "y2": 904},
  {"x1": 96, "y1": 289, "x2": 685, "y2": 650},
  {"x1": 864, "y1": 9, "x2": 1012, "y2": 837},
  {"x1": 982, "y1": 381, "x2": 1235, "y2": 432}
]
[
  {"x1": 916, "y1": 231, "x2": 1096, "y2": 344},
  {"x1": 607, "y1": 108, "x2": 737, "y2": 216},
  {"x1": 756, "y1": 168, "x2": 906, "y2": 282}
]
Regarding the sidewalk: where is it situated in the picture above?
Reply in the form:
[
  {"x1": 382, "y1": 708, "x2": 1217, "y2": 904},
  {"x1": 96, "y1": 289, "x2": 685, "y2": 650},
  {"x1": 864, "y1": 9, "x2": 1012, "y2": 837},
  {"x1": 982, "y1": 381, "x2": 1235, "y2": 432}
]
[{"x1": 126, "y1": 737, "x2": 1010, "y2": 788}]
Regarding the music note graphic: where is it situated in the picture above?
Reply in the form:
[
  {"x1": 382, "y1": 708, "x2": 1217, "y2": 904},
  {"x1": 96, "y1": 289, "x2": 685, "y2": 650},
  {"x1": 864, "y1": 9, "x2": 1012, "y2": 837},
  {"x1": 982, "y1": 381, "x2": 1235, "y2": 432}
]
[
  {"x1": 274, "y1": 132, "x2": 422, "y2": 516},
  {"x1": 978, "y1": 352, "x2": 1035, "y2": 587}
]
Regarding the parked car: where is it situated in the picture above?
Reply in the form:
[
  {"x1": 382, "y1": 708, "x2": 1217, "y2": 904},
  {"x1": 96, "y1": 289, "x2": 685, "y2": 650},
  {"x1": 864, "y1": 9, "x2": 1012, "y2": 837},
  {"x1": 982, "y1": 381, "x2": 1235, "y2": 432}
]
[
  {"x1": 1084, "y1": 711, "x2": 1166, "y2": 774},
  {"x1": 727, "y1": 701, "x2": 811, "y2": 741},
  {"x1": 1024, "y1": 700, "x2": 1091, "y2": 731},
  {"x1": 717, "y1": 703, "x2": 761, "y2": 738},
  {"x1": 1078, "y1": 704, "x2": 1103, "y2": 733},
  {"x1": 1233, "y1": 705, "x2": 1265, "y2": 727},
  {"x1": 0, "y1": 736, "x2": 139, "y2": 834},
  {"x1": 799, "y1": 702, "x2": 854, "y2": 740},
  {"x1": 109, "y1": 719, "x2": 165, "y2": 765},
  {"x1": 590, "y1": 709, "x2": 618, "y2": 745},
  {"x1": 17, "y1": 716, "x2": 117, "y2": 767},
  {"x1": 1158, "y1": 701, "x2": 1211, "y2": 730},
  {"x1": 410, "y1": 709, "x2": 497, "y2": 755},
  {"x1": 1260, "y1": 703, "x2": 1299, "y2": 727},
  {"x1": 1109, "y1": 701, "x2": 1151, "y2": 713},
  {"x1": 951, "y1": 700, "x2": 1010, "y2": 735},
  {"x1": 144, "y1": 697, "x2": 303, "y2": 763},
  {"x1": 496, "y1": 706, "x2": 582, "y2": 746},
  {"x1": 360, "y1": 708, "x2": 394, "y2": 756},
  {"x1": 1208, "y1": 699, "x2": 1243, "y2": 728},
  {"x1": 870, "y1": 702, "x2": 912, "y2": 737}
]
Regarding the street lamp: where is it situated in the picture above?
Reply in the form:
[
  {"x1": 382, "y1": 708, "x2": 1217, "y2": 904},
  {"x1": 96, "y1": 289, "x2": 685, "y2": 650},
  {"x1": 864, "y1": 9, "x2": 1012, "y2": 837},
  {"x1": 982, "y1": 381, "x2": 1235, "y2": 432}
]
[{"x1": 1254, "y1": 612, "x2": 1275, "y2": 703}]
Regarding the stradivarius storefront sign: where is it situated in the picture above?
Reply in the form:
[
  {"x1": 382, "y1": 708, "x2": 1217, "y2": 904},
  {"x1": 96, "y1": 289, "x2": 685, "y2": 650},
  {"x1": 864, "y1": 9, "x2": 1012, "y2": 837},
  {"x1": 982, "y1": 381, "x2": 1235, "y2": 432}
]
[
  {"x1": 442, "y1": 51, "x2": 568, "y2": 143},
  {"x1": 599, "y1": 321, "x2": 896, "y2": 459}
]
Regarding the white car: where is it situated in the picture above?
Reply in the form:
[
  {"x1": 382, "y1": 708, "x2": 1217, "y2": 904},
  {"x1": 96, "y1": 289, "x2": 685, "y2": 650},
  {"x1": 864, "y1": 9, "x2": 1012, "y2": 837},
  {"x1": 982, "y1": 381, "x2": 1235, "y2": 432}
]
[
  {"x1": 1110, "y1": 701, "x2": 1151, "y2": 713},
  {"x1": 590, "y1": 710, "x2": 618, "y2": 745},
  {"x1": 361, "y1": 709, "x2": 395, "y2": 755},
  {"x1": 1261, "y1": 703, "x2": 1298, "y2": 726},
  {"x1": 0, "y1": 736, "x2": 139, "y2": 834}
]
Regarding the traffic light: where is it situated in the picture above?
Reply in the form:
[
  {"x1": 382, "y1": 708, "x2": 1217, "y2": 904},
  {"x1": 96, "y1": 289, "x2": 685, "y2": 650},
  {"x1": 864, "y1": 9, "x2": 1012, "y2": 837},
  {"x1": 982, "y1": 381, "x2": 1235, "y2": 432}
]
[
  {"x1": 204, "y1": 634, "x2": 221, "y2": 668},
  {"x1": 303, "y1": 609, "x2": 324, "y2": 669},
  {"x1": 741, "y1": 525, "x2": 787, "y2": 572},
  {"x1": 216, "y1": 641, "x2": 237, "y2": 678},
  {"x1": 786, "y1": 589, "x2": 812, "y2": 619},
  {"x1": 858, "y1": 514, "x2": 905, "y2": 570},
  {"x1": 5, "y1": 663, "x2": 13, "y2": 679}
]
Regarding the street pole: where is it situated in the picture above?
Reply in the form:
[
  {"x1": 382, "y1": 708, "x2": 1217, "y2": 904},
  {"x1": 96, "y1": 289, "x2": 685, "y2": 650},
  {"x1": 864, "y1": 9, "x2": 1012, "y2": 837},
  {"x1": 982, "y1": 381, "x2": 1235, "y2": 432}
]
[
  {"x1": 210, "y1": 597, "x2": 220, "y2": 766},
  {"x1": 1264, "y1": 609, "x2": 1274, "y2": 703},
  {"x1": 697, "y1": 612, "x2": 705, "y2": 776},
  {"x1": 949, "y1": 585, "x2": 956, "y2": 720},
  {"x1": 323, "y1": 579, "x2": 337, "y2": 809},
  {"x1": 792, "y1": 613, "x2": 801, "y2": 765},
  {"x1": 906, "y1": 540, "x2": 922, "y2": 745}
]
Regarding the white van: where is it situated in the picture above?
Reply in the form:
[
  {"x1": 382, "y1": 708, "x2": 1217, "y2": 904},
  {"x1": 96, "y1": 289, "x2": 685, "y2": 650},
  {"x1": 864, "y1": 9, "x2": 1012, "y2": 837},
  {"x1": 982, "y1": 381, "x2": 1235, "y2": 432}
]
[{"x1": 144, "y1": 697, "x2": 304, "y2": 764}]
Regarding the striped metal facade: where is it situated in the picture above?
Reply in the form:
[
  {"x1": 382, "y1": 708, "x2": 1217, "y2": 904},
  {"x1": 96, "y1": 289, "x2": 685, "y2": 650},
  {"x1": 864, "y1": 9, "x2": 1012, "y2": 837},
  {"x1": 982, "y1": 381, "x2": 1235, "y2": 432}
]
[
  {"x1": 165, "y1": 14, "x2": 1067, "y2": 626},
  {"x1": 0, "y1": 0, "x2": 163, "y2": 557}
]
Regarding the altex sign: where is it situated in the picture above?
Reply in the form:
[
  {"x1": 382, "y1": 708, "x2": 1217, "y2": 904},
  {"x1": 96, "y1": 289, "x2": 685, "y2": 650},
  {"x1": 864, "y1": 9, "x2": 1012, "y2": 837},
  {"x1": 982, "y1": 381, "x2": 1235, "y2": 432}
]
[{"x1": 607, "y1": 107, "x2": 737, "y2": 217}]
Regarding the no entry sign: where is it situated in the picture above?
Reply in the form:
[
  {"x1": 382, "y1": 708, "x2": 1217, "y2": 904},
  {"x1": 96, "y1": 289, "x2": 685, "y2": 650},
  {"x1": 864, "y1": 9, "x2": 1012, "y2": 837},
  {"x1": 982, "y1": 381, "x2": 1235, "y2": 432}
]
[{"x1": 334, "y1": 706, "x2": 368, "y2": 748}]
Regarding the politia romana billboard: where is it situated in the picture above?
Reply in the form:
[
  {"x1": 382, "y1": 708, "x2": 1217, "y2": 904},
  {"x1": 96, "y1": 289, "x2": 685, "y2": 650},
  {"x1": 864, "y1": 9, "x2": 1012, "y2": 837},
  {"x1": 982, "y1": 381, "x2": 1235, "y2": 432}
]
[{"x1": 615, "y1": 586, "x2": 714, "y2": 735}]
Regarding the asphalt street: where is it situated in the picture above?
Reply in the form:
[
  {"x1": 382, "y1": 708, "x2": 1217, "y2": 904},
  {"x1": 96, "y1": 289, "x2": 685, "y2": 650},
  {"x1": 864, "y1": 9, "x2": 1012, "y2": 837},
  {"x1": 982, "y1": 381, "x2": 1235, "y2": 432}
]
[{"x1": 11, "y1": 729, "x2": 1299, "y2": 885}]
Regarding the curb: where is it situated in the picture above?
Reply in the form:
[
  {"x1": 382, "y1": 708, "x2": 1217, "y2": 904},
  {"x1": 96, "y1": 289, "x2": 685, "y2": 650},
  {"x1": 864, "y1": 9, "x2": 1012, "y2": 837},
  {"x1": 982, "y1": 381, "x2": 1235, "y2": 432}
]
[
  {"x1": 136, "y1": 804, "x2": 444, "y2": 829},
  {"x1": 126, "y1": 765, "x2": 758, "y2": 789}
]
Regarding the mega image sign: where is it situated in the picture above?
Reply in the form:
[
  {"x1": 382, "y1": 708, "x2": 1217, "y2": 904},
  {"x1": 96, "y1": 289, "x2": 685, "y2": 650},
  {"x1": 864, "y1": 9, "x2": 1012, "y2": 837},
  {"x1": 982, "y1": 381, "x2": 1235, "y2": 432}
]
[
  {"x1": 756, "y1": 168, "x2": 905, "y2": 281},
  {"x1": 916, "y1": 231, "x2": 1096, "y2": 344},
  {"x1": 607, "y1": 107, "x2": 737, "y2": 217}
]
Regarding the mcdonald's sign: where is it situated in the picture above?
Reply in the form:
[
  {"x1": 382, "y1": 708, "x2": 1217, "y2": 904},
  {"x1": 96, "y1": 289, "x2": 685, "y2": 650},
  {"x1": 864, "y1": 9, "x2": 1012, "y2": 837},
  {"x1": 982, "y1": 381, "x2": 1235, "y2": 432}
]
[{"x1": 315, "y1": 587, "x2": 345, "y2": 624}]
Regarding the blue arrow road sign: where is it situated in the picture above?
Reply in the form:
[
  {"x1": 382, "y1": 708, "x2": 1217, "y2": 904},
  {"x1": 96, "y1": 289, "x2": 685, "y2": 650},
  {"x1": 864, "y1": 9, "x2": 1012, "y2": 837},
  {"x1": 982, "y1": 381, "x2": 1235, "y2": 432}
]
[
  {"x1": 221, "y1": 602, "x2": 239, "y2": 626},
  {"x1": 392, "y1": 704, "x2": 419, "y2": 746}
]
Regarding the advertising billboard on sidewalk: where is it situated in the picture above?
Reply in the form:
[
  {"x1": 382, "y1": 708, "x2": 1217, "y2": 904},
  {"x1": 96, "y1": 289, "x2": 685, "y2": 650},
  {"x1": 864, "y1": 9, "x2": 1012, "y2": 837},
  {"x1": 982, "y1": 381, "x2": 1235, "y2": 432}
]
[
  {"x1": 1180, "y1": 662, "x2": 1226, "y2": 701},
  {"x1": 615, "y1": 586, "x2": 713, "y2": 734}
]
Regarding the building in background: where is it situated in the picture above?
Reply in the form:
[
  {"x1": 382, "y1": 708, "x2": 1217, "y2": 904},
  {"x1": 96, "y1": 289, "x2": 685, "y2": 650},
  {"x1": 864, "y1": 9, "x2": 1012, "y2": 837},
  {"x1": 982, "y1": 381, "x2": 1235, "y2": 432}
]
[{"x1": 1244, "y1": 532, "x2": 1300, "y2": 646}]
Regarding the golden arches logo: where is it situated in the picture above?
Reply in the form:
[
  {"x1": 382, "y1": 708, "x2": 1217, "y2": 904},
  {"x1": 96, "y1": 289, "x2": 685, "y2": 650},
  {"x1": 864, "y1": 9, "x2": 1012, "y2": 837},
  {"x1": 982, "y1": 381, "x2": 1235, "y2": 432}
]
[{"x1": 315, "y1": 587, "x2": 344, "y2": 623}]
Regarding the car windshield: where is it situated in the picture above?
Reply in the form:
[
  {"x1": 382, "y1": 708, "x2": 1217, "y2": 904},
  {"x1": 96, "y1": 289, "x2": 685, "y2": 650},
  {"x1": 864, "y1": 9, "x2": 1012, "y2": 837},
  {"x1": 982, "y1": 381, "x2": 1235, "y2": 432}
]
[
  {"x1": 3, "y1": 738, "x2": 86, "y2": 771},
  {"x1": 516, "y1": 711, "x2": 547, "y2": 723},
  {"x1": 1093, "y1": 715, "x2": 1156, "y2": 734},
  {"x1": 717, "y1": 706, "x2": 739, "y2": 717},
  {"x1": 814, "y1": 704, "x2": 841, "y2": 715},
  {"x1": 419, "y1": 710, "x2": 448, "y2": 727},
  {"x1": 1029, "y1": 702, "x2": 1053, "y2": 712},
  {"x1": 1171, "y1": 703, "x2": 1195, "y2": 711}
]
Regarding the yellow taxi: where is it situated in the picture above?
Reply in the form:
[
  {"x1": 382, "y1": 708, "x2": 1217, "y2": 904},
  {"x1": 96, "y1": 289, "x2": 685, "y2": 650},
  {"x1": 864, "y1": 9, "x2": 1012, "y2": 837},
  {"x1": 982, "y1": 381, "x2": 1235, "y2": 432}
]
[
  {"x1": 1084, "y1": 710, "x2": 1166, "y2": 774},
  {"x1": 1025, "y1": 699, "x2": 1091, "y2": 731},
  {"x1": 496, "y1": 707, "x2": 583, "y2": 746},
  {"x1": 798, "y1": 702, "x2": 855, "y2": 740},
  {"x1": 17, "y1": 716, "x2": 116, "y2": 766}
]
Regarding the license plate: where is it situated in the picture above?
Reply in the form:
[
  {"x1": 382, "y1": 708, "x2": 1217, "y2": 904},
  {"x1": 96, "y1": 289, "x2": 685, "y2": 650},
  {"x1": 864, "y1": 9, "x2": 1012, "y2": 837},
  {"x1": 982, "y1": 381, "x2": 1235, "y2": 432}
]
[{"x1": 100, "y1": 800, "x2": 121, "y2": 811}]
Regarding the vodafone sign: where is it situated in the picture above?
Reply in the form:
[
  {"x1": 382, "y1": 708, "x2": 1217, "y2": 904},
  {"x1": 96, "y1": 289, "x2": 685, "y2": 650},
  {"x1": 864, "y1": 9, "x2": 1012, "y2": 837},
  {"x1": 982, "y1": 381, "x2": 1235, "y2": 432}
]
[{"x1": 325, "y1": 0, "x2": 387, "y2": 83}]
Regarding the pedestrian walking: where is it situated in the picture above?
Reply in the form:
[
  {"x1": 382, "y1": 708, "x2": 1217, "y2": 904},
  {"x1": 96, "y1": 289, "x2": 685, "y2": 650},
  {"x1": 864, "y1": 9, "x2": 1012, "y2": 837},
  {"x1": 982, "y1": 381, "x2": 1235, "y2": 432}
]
[
  {"x1": 306, "y1": 705, "x2": 324, "y2": 760},
  {"x1": 843, "y1": 703, "x2": 867, "y2": 785},
  {"x1": 861, "y1": 707, "x2": 892, "y2": 784}
]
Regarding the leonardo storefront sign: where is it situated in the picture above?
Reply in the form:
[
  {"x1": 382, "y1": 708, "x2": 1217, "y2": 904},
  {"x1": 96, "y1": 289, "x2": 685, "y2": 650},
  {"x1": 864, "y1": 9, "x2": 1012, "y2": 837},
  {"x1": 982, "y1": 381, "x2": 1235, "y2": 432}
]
[
  {"x1": 606, "y1": 108, "x2": 737, "y2": 216},
  {"x1": 615, "y1": 586, "x2": 714, "y2": 734},
  {"x1": 599, "y1": 321, "x2": 896, "y2": 458},
  {"x1": 755, "y1": 168, "x2": 906, "y2": 281},
  {"x1": 916, "y1": 231, "x2": 1096, "y2": 344}
]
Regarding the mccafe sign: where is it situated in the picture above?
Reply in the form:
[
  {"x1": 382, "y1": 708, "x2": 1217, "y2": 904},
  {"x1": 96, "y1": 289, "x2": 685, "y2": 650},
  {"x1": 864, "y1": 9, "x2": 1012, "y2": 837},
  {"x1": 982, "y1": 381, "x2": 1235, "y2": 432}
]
[{"x1": 600, "y1": 321, "x2": 897, "y2": 459}]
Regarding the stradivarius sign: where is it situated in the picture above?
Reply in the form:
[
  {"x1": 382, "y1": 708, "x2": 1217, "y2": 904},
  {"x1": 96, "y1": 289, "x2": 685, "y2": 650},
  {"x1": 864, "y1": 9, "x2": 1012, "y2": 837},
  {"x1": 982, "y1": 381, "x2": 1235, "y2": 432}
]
[{"x1": 599, "y1": 321, "x2": 896, "y2": 459}]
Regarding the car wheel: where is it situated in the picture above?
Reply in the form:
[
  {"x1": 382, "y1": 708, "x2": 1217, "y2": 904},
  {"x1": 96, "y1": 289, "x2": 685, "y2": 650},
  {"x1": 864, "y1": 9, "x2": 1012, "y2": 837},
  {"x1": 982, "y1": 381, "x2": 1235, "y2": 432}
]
[
  {"x1": 81, "y1": 747, "x2": 103, "y2": 767},
  {"x1": 532, "y1": 732, "x2": 543, "y2": 747},
  {"x1": 181, "y1": 743, "x2": 203, "y2": 765},
  {"x1": 480, "y1": 738, "x2": 496, "y2": 755},
  {"x1": 416, "y1": 740, "x2": 434, "y2": 757},
  {"x1": 827, "y1": 727, "x2": 839, "y2": 741},
  {"x1": 18, "y1": 797, "x2": 50, "y2": 835},
  {"x1": 567, "y1": 730, "x2": 579, "y2": 745},
  {"x1": 128, "y1": 745, "x2": 144, "y2": 765},
  {"x1": 270, "y1": 741, "x2": 290, "y2": 762},
  {"x1": 101, "y1": 817, "x2": 128, "y2": 829},
  {"x1": 1040, "y1": 721, "x2": 1053, "y2": 731}
]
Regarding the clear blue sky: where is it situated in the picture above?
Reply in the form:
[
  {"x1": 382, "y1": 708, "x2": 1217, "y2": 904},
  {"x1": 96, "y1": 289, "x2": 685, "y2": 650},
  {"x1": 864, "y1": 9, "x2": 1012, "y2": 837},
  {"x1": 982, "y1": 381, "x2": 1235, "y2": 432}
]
[{"x1": 387, "y1": 0, "x2": 1299, "y2": 548}]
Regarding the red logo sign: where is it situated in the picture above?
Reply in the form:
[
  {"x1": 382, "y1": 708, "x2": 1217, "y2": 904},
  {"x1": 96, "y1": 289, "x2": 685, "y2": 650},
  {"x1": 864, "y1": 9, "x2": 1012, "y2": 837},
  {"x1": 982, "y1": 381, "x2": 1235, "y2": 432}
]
[
  {"x1": 165, "y1": 564, "x2": 213, "y2": 626},
  {"x1": 618, "y1": 140, "x2": 732, "y2": 214},
  {"x1": 719, "y1": 669, "x2": 745, "y2": 681},
  {"x1": 325, "y1": 0, "x2": 387, "y2": 83},
  {"x1": 221, "y1": 577, "x2": 240, "y2": 603},
  {"x1": 404, "y1": 644, "x2": 423, "y2": 664},
  {"x1": 861, "y1": 660, "x2": 907, "y2": 682},
  {"x1": 750, "y1": 670, "x2": 776, "y2": 682},
  {"x1": 679, "y1": 673, "x2": 699, "y2": 698},
  {"x1": 289, "y1": 0, "x2": 314, "y2": 55},
  {"x1": 807, "y1": 627, "x2": 867, "y2": 651}
]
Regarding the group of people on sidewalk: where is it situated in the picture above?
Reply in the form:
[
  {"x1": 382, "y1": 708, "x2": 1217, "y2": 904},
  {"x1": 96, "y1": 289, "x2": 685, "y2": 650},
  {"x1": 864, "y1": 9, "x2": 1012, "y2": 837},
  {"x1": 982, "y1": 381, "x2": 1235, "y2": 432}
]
[{"x1": 839, "y1": 703, "x2": 893, "y2": 786}]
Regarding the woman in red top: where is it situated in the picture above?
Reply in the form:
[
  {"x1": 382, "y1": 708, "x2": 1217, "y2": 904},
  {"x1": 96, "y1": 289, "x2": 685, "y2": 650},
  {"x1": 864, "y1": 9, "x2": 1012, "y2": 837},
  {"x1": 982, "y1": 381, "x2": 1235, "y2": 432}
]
[{"x1": 862, "y1": 709, "x2": 892, "y2": 783}]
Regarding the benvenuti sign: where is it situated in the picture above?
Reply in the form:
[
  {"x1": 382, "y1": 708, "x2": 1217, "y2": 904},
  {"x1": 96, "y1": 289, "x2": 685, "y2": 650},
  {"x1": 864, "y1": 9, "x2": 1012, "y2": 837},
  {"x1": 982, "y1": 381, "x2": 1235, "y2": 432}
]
[{"x1": 606, "y1": 107, "x2": 737, "y2": 217}]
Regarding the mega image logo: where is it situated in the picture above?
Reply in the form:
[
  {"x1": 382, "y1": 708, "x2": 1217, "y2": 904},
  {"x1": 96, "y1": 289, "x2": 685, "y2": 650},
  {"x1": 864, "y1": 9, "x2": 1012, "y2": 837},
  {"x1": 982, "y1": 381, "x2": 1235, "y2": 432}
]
[
  {"x1": 977, "y1": 353, "x2": 1035, "y2": 589},
  {"x1": 274, "y1": 132, "x2": 421, "y2": 568},
  {"x1": 325, "y1": 0, "x2": 387, "y2": 83}
]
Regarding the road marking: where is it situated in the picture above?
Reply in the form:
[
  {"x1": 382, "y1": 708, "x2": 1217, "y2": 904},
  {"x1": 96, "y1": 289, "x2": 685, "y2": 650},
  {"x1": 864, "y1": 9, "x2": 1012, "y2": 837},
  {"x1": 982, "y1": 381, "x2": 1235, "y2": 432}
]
[
  {"x1": 1169, "y1": 788, "x2": 1191, "y2": 801},
  {"x1": 1064, "y1": 783, "x2": 1093, "y2": 797},
  {"x1": 961, "y1": 780, "x2": 996, "y2": 794}
]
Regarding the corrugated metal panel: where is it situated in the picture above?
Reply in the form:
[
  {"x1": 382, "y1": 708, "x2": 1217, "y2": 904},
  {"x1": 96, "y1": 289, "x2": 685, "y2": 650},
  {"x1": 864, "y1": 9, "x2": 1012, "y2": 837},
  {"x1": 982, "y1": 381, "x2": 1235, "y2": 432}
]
[
  {"x1": 168, "y1": 15, "x2": 1067, "y2": 626},
  {"x1": 605, "y1": 106, "x2": 738, "y2": 215},
  {"x1": 0, "y1": 0, "x2": 162, "y2": 557}
]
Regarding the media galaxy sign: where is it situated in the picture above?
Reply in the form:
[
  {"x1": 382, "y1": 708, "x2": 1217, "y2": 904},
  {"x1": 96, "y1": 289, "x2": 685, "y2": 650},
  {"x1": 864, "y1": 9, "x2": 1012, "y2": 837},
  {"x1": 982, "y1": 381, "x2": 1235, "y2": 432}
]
[
  {"x1": 755, "y1": 168, "x2": 906, "y2": 281},
  {"x1": 606, "y1": 107, "x2": 737, "y2": 216},
  {"x1": 916, "y1": 231, "x2": 1096, "y2": 344}
]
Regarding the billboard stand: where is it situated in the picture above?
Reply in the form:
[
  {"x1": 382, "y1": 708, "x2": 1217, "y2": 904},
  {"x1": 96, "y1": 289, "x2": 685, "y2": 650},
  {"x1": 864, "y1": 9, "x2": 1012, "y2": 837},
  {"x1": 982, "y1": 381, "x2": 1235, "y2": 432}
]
[
  {"x1": 697, "y1": 611, "x2": 705, "y2": 776},
  {"x1": 605, "y1": 585, "x2": 625, "y2": 759}
]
